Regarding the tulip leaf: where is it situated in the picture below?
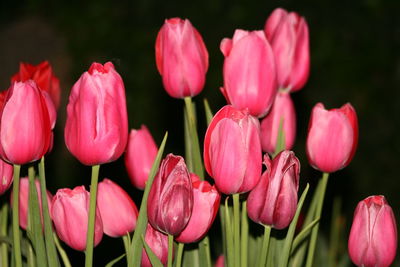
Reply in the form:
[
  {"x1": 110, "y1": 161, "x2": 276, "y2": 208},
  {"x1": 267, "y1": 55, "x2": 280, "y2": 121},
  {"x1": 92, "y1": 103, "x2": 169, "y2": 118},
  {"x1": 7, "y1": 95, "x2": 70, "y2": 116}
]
[
  {"x1": 53, "y1": 233, "x2": 72, "y2": 267},
  {"x1": 278, "y1": 183, "x2": 309, "y2": 267},
  {"x1": 142, "y1": 235, "x2": 164, "y2": 267},
  {"x1": 224, "y1": 198, "x2": 234, "y2": 267},
  {"x1": 184, "y1": 109, "x2": 194, "y2": 172},
  {"x1": 129, "y1": 132, "x2": 168, "y2": 267},
  {"x1": 273, "y1": 118, "x2": 286, "y2": 158},
  {"x1": 291, "y1": 218, "x2": 320, "y2": 254},
  {"x1": 241, "y1": 201, "x2": 248, "y2": 267},
  {"x1": 203, "y1": 98, "x2": 214, "y2": 126},
  {"x1": 0, "y1": 203, "x2": 9, "y2": 267},
  {"x1": 198, "y1": 236, "x2": 212, "y2": 267},
  {"x1": 105, "y1": 253, "x2": 126, "y2": 267}
]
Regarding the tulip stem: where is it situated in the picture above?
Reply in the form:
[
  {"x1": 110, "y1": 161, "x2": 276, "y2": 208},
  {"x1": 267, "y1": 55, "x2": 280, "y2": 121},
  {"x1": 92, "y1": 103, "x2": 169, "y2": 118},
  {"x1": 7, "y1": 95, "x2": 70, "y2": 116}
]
[
  {"x1": 1, "y1": 203, "x2": 9, "y2": 267},
  {"x1": 241, "y1": 201, "x2": 248, "y2": 267},
  {"x1": 305, "y1": 172, "x2": 329, "y2": 267},
  {"x1": 176, "y1": 242, "x2": 184, "y2": 267},
  {"x1": 12, "y1": 164, "x2": 22, "y2": 267},
  {"x1": 257, "y1": 225, "x2": 271, "y2": 267},
  {"x1": 168, "y1": 234, "x2": 174, "y2": 267},
  {"x1": 232, "y1": 194, "x2": 240, "y2": 267},
  {"x1": 85, "y1": 164, "x2": 100, "y2": 267}
]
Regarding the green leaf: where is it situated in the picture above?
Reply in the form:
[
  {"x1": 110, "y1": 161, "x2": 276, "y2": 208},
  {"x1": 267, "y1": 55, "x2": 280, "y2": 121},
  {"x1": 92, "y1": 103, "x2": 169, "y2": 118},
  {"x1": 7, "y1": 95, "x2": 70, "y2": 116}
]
[
  {"x1": 198, "y1": 236, "x2": 212, "y2": 267},
  {"x1": 105, "y1": 253, "x2": 126, "y2": 267},
  {"x1": 224, "y1": 198, "x2": 234, "y2": 267},
  {"x1": 273, "y1": 118, "x2": 286, "y2": 158},
  {"x1": 1, "y1": 203, "x2": 9, "y2": 267},
  {"x1": 291, "y1": 218, "x2": 320, "y2": 254},
  {"x1": 203, "y1": 99, "x2": 214, "y2": 126},
  {"x1": 142, "y1": 235, "x2": 164, "y2": 267},
  {"x1": 240, "y1": 201, "x2": 248, "y2": 267}
]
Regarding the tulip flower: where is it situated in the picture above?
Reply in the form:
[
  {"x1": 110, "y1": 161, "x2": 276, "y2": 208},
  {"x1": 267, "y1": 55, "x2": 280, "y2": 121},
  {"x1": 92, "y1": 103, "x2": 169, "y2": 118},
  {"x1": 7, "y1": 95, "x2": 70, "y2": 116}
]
[
  {"x1": 141, "y1": 224, "x2": 169, "y2": 267},
  {"x1": 64, "y1": 62, "x2": 128, "y2": 166},
  {"x1": 348, "y1": 195, "x2": 397, "y2": 267},
  {"x1": 147, "y1": 154, "x2": 193, "y2": 236},
  {"x1": 51, "y1": 186, "x2": 103, "y2": 251},
  {"x1": 97, "y1": 178, "x2": 138, "y2": 237},
  {"x1": 124, "y1": 125, "x2": 158, "y2": 190},
  {"x1": 264, "y1": 8, "x2": 310, "y2": 92},
  {"x1": 260, "y1": 91, "x2": 296, "y2": 154},
  {"x1": 11, "y1": 61, "x2": 61, "y2": 109},
  {"x1": 306, "y1": 103, "x2": 358, "y2": 173},
  {"x1": 0, "y1": 81, "x2": 51, "y2": 165},
  {"x1": 215, "y1": 255, "x2": 225, "y2": 267},
  {"x1": 247, "y1": 151, "x2": 300, "y2": 229},
  {"x1": 11, "y1": 177, "x2": 52, "y2": 230},
  {"x1": 175, "y1": 174, "x2": 221, "y2": 243},
  {"x1": 204, "y1": 105, "x2": 262, "y2": 194},
  {"x1": 220, "y1": 29, "x2": 277, "y2": 117},
  {"x1": 156, "y1": 18, "x2": 209, "y2": 98},
  {"x1": 0, "y1": 159, "x2": 13, "y2": 195}
]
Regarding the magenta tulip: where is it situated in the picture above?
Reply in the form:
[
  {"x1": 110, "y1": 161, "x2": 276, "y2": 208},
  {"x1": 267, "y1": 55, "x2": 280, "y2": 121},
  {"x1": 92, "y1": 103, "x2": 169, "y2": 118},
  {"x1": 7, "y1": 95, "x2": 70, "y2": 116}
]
[
  {"x1": 247, "y1": 151, "x2": 300, "y2": 229},
  {"x1": 0, "y1": 81, "x2": 51, "y2": 164},
  {"x1": 220, "y1": 29, "x2": 277, "y2": 117},
  {"x1": 348, "y1": 195, "x2": 397, "y2": 267},
  {"x1": 124, "y1": 125, "x2": 158, "y2": 190},
  {"x1": 0, "y1": 159, "x2": 13, "y2": 195},
  {"x1": 141, "y1": 224, "x2": 169, "y2": 267},
  {"x1": 306, "y1": 103, "x2": 358, "y2": 173},
  {"x1": 51, "y1": 186, "x2": 103, "y2": 251},
  {"x1": 156, "y1": 18, "x2": 209, "y2": 98},
  {"x1": 260, "y1": 91, "x2": 296, "y2": 154},
  {"x1": 65, "y1": 62, "x2": 128, "y2": 166},
  {"x1": 204, "y1": 105, "x2": 262, "y2": 194},
  {"x1": 175, "y1": 174, "x2": 221, "y2": 243},
  {"x1": 147, "y1": 154, "x2": 193, "y2": 236},
  {"x1": 97, "y1": 179, "x2": 138, "y2": 237},
  {"x1": 264, "y1": 8, "x2": 310, "y2": 92}
]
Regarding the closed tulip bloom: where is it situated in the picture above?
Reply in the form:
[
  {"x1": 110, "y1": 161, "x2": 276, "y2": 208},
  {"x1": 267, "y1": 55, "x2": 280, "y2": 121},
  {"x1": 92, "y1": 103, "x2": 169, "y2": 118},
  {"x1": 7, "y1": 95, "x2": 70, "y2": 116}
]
[
  {"x1": 147, "y1": 154, "x2": 193, "y2": 236},
  {"x1": 0, "y1": 159, "x2": 13, "y2": 195},
  {"x1": 220, "y1": 30, "x2": 277, "y2": 117},
  {"x1": 176, "y1": 174, "x2": 221, "y2": 243},
  {"x1": 348, "y1": 195, "x2": 397, "y2": 267},
  {"x1": 97, "y1": 178, "x2": 138, "y2": 237},
  {"x1": 11, "y1": 61, "x2": 61, "y2": 109},
  {"x1": 0, "y1": 81, "x2": 51, "y2": 165},
  {"x1": 156, "y1": 18, "x2": 209, "y2": 98},
  {"x1": 65, "y1": 62, "x2": 128, "y2": 166},
  {"x1": 306, "y1": 103, "x2": 358, "y2": 173},
  {"x1": 141, "y1": 224, "x2": 169, "y2": 267},
  {"x1": 204, "y1": 105, "x2": 262, "y2": 194},
  {"x1": 264, "y1": 8, "x2": 310, "y2": 92},
  {"x1": 125, "y1": 125, "x2": 158, "y2": 190},
  {"x1": 260, "y1": 91, "x2": 296, "y2": 154},
  {"x1": 51, "y1": 186, "x2": 103, "y2": 251},
  {"x1": 247, "y1": 151, "x2": 300, "y2": 229}
]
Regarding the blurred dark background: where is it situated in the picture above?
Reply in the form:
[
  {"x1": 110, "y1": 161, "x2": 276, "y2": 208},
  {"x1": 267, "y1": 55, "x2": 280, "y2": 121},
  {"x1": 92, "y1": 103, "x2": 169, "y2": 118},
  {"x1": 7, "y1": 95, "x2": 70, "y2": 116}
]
[{"x1": 0, "y1": 0, "x2": 399, "y2": 266}]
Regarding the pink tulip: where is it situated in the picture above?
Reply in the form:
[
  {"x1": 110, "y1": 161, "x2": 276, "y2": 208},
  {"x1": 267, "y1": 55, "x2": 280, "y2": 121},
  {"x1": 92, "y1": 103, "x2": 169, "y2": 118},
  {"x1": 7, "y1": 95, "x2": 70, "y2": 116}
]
[
  {"x1": 97, "y1": 178, "x2": 138, "y2": 237},
  {"x1": 65, "y1": 62, "x2": 128, "y2": 166},
  {"x1": 124, "y1": 125, "x2": 158, "y2": 190},
  {"x1": 220, "y1": 30, "x2": 277, "y2": 117},
  {"x1": 147, "y1": 154, "x2": 193, "y2": 236},
  {"x1": 348, "y1": 195, "x2": 397, "y2": 267},
  {"x1": 260, "y1": 91, "x2": 296, "y2": 154},
  {"x1": 141, "y1": 224, "x2": 169, "y2": 267},
  {"x1": 306, "y1": 103, "x2": 358, "y2": 173},
  {"x1": 204, "y1": 105, "x2": 262, "y2": 194},
  {"x1": 0, "y1": 159, "x2": 13, "y2": 195},
  {"x1": 0, "y1": 81, "x2": 51, "y2": 165},
  {"x1": 247, "y1": 151, "x2": 300, "y2": 229},
  {"x1": 51, "y1": 186, "x2": 103, "y2": 251},
  {"x1": 215, "y1": 255, "x2": 225, "y2": 267},
  {"x1": 264, "y1": 8, "x2": 310, "y2": 92},
  {"x1": 175, "y1": 174, "x2": 220, "y2": 243},
  {"x1": 156, "y1": 18, "x2": 209, "y2": 98}
]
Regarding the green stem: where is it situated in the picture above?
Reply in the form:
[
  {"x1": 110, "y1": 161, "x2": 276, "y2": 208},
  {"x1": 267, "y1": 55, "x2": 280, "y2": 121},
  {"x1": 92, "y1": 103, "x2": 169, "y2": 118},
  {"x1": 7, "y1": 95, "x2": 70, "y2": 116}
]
[
  {"x1": 305, "y1": 172, "x2": 329, "y2": 267},
  {"x1": 199, "y1": 236, "x2": 212, "y2": 267},
  {"x1": 258, "y1": 225, "x2": 271, "y2": 267},
  {"x1": 12, "y1": 164, "x2": 22, "y2": 267},
  {"x1": 167, "y1": 234, "x2": 174, "y2": 267},
  {"x1": 241, "y1": 201, "x2": 248, "y2": 267},
  {"x1": 53, "y1": 233, "x2": 72, "y2": 267},
  {"x1": 85, "y1": 164, "x2": 100, "y2": 267},
  {"x1": 176, "y1": 242, "x2": 184, "y2": 267},
  {"x1": 232, "y1": 194, "x2": 240, "y2": 267},
  {"x1": 1, "y1": 203, "x2": 9, "y2": 267},
  {"x1": 122, "y1": 234, "x2": 130, "y2": 256},
  {"x1": 27, "y1": 242, "x2": 36, "y2": 267}
]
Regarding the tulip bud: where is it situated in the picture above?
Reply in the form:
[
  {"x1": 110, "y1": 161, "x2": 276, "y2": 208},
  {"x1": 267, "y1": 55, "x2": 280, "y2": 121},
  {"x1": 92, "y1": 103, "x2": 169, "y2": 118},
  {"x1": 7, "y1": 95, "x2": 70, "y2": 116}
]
[
  {"x1": 65, "y1": 62, "x2": 128, "y2": 166},
  {"x1": 51, "y1": 186, "x2": 103, "y2": 251},
  {"x1": 306, "y1": 103, "x2": 358, "y2": 173},
  {"x1": 260, "y1": 91, "x2": 296, "y2": 154},
  {"x1": 97, "y1": 178, "x2": 138, "y2": 237},
  {"x1": 175, "y1": 174, "x2": 221, "y2": 243},
  {"x1": 215, "y1": 255, "x2": 225, "y2": 267},
  {"x1": 204, "y1": 105, "x2": 262, "y2": 194},
  {"x1": 247, "y1": 151, "x2": 300, "y2": 229},
  {"x1": 156, "y1": 18, "x2": 209, "y2": 98},
  {"x1": 124, "y1": 125, "x2": 158, "y2": 190},
  {"x1": 0, "y1": 81, "x2": 51, "y2": 165},
  {"x1": 11, "y1": 61, "x2": 61, "y2": 109},
  {"x1": 220, "y1": 30, "x2": 277, "y2": 117},
  {"x1": 348, "y1": 195, "x2": 397, "y2": 267},
  {"x1": 0, "y1": 159, "x2": 13, "y2": 195},
  {"x1": 264, "y1": 8, "x2": 310, "y2": 92},
  {"x1": 141, "y1": 224, "x2": 169, "y2": 267},
  {"x1": 147, "y1": 154, "x2": 193, "y2": 236}
]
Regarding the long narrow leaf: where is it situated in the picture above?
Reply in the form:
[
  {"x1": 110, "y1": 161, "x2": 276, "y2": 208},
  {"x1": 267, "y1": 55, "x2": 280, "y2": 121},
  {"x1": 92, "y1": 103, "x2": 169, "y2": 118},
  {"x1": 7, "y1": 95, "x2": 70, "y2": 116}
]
[
  {"x1": 105, "y1": 254, "x2": 126, "y2": 267},
  {"x1": 203, "y1": 99, "x2": 213, "y2": 126},
  {"x1": 142, "y1": 235, "x2": 163, "y2": 267},
  {"x1": 291, "y1": 218, "x2": 320, "y2": 253}
]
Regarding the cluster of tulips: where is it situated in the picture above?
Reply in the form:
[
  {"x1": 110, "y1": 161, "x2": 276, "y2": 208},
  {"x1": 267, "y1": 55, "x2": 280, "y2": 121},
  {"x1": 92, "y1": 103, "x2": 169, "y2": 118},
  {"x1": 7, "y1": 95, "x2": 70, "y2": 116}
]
[{"x1": 0, "y1": 7, "x2": 397, "y2": 267}]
